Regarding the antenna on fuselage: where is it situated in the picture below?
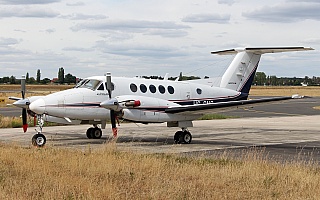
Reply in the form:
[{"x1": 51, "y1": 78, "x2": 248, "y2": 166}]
[
  {"x1": 163, "y1": 73, "x2": 169, "y2": 80},
  {"x1": 175, "y1": 72, "x2": 182, "y2": 81}
]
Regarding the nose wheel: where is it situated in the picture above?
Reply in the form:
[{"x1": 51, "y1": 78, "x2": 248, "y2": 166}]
[
  {"x1": 174, "y1": 129, "x2": 192, "y2": 144},
  {"x1": 32, "y1": 133, "x2": 46, "y2": 147},
  {"x1": 31, "y1": 114, "x2": 47, "y2": 147}
]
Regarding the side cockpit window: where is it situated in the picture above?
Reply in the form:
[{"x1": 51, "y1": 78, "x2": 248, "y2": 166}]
[{"x1": 97, "y1": 82, "x2": 105, "y2": 91}]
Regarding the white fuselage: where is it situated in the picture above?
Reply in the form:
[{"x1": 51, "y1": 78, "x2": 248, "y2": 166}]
[{"x1": 29, "y1": 76, "x2": 243, "y2": 124}]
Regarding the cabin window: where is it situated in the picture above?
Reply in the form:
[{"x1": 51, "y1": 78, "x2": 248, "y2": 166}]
[
  {"x1": 168, "y1": 86, "x2": 174, "y2": 94},
  {"x1": 196, "y1": 88, "x2": 202, "y2": 95},
  {"x1": 159, "y1": 85, "x2": 165, "y2": 94},
  {"x1": 130, "y1": 83, "x2": 137, "y2": 92},
  {"x1": 140, "y1": 84, "x2": 147, "y2": 93},
  {"x1": 149, "y1": 85, "x2": 156, "y2": 93},
  {"x1": 97, "y1": 83, "x2": 105, "y2": 91}
]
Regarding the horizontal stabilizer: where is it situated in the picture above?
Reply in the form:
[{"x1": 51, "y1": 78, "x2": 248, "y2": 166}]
[{"x1": 211, "y1": 47, "x2": 314, "y2": 55}]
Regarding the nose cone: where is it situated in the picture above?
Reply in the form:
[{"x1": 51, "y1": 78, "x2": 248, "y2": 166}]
[{"x1": 29, "y1": 98, "x2": 46, "y2": 114}]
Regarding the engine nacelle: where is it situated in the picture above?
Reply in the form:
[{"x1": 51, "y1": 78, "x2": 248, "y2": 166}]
[{"x1": 117, "y1": 95, "x2": 200, "y2": 123}]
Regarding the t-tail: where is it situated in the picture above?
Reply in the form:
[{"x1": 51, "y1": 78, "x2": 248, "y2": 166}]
[{"x1": 212, "y1": 47, "x2": 314, "y2": 97}]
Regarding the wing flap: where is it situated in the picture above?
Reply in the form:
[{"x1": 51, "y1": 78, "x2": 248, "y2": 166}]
[{"x1": 165, "y1": 96, "x2": 293, "y2": 115}]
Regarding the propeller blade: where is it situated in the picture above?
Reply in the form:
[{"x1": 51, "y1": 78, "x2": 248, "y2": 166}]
[
  {"x1": 21, "y1": 75, "x2": 26, "y2": 99},
  {"x1": 105, "y1": 72, "x2": 118, "y2": 137},
  {"x1": 106, "y1": 72, "x2": 112, "y2": 98},
  {"x1": 110, "y1": 110, "x2": 118, "y2": 137},
  {"x1": 22, "y1": 108, "x2": 28, "y2": 132},
  {"x1": 20, "y1": 75, "x2": 28, "y2": 132}
]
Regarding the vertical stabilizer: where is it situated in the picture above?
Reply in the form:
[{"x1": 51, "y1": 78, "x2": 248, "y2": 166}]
[{"x1": 211, "y1": 47, "x2": 313, "y2": 94}]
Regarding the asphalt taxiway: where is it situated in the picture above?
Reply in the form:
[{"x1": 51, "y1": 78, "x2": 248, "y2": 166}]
[
  {"x1": 1, "y1": 96, "x2": 320, "y2": 162},
  {"x1": 1, "y1": 115, "x2": 320, "y2": 162}
]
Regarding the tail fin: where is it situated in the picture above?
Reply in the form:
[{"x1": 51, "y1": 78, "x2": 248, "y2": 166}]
[{"x1": 212, "y1": 47, "x2": 313, "y2": 94}]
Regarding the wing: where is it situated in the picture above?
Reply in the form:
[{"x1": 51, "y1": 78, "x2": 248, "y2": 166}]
[{"x1": 165, "y1": 96, "x2": 295, "y2": 115}]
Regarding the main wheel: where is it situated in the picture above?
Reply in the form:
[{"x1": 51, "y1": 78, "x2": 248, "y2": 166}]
[
  {"x1": 86, "y1": 128, "x2": 94, "y2": 139},
  {"x1": 180, "y1": 131, "x2": 192, "y2": 144},
  {"x1": 174, "y1": 131, "x2": 183, "y2": 144},
  {"x1": 31, "y1": 133, "x2": 46, "y2": 147},
  {"x1": 92, "y1": 128, "x2": 102, "y2": 139}
]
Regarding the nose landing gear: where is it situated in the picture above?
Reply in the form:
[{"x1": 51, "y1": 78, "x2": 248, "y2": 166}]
[{"x1": 31, "y1": 114, "x2": 46, "y2": 147}]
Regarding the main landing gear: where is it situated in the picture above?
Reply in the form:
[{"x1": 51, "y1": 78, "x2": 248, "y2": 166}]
[
  {"x1": 32, "y1": 114, "x2": 46, "y2": 147},
  {"x1": 174, "y1": 128, "x2": 192, "y2": 144},
  {"x1": 86, "y1": 125, "x2": 102, "y2": 139}
]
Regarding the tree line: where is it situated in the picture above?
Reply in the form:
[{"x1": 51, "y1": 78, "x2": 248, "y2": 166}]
[
  {"x1": 1, "y1": 69, "x2": 320, "y2": 86},
  {"x1": 0, "y1": 67, "x2": 77, "y2": 85},
  {"x1": 253, "y1": 72, "x2": 320, "y2": 86}
]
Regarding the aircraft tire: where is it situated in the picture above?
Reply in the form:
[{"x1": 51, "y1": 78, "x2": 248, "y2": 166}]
[
  {"x1": 180, "y1": 131, "x2": 192, "y2": 144},
  {"x1": 86, "y1": 128, "x2": 94, "y2": 139},
  {"x1": 31, "y1": 133, "x2": 46, "y2": 147},
  {"x1": 92, "y1": 128, "x2": 102, "y2": 139},
  {"x1": 174, "y1": 131, "x2": 183, "y2": 144}
]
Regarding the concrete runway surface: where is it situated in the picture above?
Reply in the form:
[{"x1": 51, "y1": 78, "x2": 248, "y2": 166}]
[{"x1": 1, "y1": 115, "x2": 320, "y2": 162}]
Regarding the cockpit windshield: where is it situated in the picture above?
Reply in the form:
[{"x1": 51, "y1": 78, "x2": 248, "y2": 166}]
[
  {"x1": 75, "y1": 79, "x2": 86, "y2": 88},
  {"x1": 75, "y1": 79, "x2": 102, "y2": 90}
]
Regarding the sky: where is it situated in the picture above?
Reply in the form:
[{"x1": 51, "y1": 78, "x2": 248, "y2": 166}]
[{"x1": 1, "y1": 0, "x2": 319, "y2": 79}]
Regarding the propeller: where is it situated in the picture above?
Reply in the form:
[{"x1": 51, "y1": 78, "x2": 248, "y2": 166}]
[
  {"x1": 106, "y1": 72, "x2": 118, "y2": 138},
  {"x1": 20, "y1": 76, "x2": 28, "y2": 132}
]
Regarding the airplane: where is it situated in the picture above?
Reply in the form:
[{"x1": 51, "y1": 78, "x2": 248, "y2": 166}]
[{"x1": 10, "y1": 47, "x2": 313, "y2": 147}]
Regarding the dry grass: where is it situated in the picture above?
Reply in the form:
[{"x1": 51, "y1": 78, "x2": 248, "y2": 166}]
[
  {"x1": 0, "y1": 85, "x2": 72, "y2": 107},
  {"x1": 250, "y1": 86, "x2": 320, "y2": 97},
  {"x1": 0, "y1": 84, "x2": 72, "y2": 91},
  {"x1": 0, "y1": 144, "x2": 319, "y2": 199},
  {"x1": 0, "y1": 116, "x2": 23, "y2": 128}
]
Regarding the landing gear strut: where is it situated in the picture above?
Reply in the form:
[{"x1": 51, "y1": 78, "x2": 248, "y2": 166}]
[
  {"x1": 32, "y1": 114, "x2": 46, "y2": 147},
  {"x1": 86, "y1": 125, "x2": 102, "y2": 139},
  {"x1": 174, "y1": 128, "x2": 192, "y2": 144}
]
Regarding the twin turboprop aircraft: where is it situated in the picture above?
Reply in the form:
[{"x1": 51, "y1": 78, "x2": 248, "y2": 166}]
[{"x1": 10, "y1": 47, "x2": 313, "y2": 147}]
